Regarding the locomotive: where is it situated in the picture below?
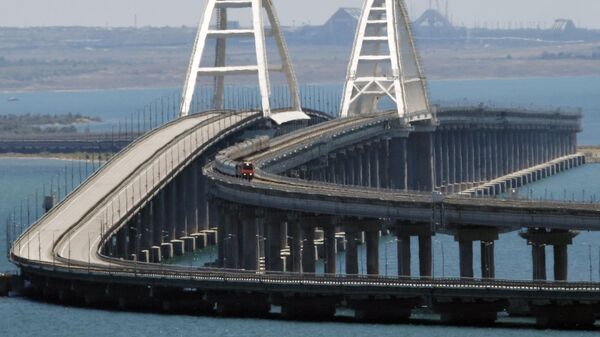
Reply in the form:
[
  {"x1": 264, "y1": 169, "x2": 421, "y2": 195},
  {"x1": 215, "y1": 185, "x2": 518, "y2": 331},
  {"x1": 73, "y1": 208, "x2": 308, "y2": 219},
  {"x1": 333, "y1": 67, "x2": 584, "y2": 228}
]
[
  {"x1": 214, "y1": 136, "x2": 270, "y2": 181},
  {"x1": 239, "y1": 161, "x2": 255, "y2": 180}
]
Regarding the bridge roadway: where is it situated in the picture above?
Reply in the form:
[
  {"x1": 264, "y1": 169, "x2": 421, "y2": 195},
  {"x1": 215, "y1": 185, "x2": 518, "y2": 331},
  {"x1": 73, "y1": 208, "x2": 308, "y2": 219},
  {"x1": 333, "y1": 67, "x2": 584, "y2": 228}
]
[
  {"x1": 9, "y1": 109, "x2": 600, "y2": 327},
  {"x1": 12, "y1": 110, "x2": 261, "y2": 268}
]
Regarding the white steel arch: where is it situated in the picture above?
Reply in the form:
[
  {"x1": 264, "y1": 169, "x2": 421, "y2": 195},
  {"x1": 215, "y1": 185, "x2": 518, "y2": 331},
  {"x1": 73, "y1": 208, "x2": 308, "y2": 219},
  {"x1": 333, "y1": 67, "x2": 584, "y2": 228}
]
[
  {"x1": 340, "y1": 0, "x2": 433, "y2": 124},
  {"x1": 180, "y1": 0, "x2": 308, "y2": 124}
]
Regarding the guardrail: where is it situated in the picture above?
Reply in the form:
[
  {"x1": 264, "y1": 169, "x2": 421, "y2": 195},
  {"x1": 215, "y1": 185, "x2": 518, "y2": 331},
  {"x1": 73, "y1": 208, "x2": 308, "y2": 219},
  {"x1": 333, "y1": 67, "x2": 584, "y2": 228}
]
[{"x1": 14, "y1": 254, "x2": 600, "y2": 293}]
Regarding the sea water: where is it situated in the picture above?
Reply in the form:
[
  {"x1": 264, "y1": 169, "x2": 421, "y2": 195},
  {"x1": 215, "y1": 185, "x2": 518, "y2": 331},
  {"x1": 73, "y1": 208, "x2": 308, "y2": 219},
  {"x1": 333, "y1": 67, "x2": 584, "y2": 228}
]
[{"x1": 0, "y1": 77, "x2": 599, "y2": 336}]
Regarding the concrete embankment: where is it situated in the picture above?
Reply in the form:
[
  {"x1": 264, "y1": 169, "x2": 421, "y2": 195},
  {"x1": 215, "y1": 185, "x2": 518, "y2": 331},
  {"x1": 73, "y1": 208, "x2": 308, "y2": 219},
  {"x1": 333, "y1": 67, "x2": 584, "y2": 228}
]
[{"x1": 579, "y1": 146, "x2": 600, "y2": 163}]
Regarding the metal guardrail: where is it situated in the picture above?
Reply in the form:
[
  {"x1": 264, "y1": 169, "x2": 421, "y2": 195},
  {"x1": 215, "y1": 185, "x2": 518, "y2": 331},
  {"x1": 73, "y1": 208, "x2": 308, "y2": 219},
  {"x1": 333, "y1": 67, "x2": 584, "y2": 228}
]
[{"x1": 14, "y1": 254, "x2": 600, "y2": 293}]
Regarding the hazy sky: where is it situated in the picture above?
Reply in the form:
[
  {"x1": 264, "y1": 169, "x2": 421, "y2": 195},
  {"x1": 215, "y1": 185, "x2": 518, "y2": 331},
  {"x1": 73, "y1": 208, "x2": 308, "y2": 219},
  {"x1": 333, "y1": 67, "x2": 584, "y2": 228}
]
[{"x1": 2, "y1": 0, "x2": 599, "y2": 29}]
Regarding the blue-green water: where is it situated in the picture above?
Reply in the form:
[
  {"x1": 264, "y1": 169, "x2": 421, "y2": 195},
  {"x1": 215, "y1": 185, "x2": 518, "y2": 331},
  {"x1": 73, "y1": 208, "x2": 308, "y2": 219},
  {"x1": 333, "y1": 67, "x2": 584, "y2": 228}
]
[{"x1": 1, "y1": 77, "x2": 600, "y2": 336}]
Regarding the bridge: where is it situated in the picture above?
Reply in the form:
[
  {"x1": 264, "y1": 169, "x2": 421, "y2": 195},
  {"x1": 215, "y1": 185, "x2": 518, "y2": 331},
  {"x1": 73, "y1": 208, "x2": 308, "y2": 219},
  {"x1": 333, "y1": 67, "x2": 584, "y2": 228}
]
[{"x1": 9, "y1": 0, "x2": 599, "y2": 329}]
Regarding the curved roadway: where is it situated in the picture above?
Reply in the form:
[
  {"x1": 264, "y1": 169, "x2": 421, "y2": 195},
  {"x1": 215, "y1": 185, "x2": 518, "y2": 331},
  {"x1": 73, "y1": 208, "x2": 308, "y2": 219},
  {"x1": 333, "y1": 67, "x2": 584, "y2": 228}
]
[{"x1": 9, "y1": 110, "x2": 600, "y2": 303}]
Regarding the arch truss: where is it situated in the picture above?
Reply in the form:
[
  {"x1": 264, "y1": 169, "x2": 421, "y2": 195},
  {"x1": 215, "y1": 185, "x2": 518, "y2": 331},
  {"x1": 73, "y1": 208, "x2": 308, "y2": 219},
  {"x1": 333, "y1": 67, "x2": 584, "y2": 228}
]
[
  {"x1": 341, "y1": 0, "x2": 433, "y2": 124},
  {"x1": 180, "y1": 0, "x2": 309, "y2": 125}
]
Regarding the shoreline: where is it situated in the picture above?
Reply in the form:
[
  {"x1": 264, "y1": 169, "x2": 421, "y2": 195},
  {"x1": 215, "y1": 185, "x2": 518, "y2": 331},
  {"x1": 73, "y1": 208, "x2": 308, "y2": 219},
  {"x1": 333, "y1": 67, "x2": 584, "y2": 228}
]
[
  {"x1": 2, "y1": 75, "x2": 600, "y2": 94},
  {"x1": 0, "y1": 152, "x2": 113, "y2": 161}
]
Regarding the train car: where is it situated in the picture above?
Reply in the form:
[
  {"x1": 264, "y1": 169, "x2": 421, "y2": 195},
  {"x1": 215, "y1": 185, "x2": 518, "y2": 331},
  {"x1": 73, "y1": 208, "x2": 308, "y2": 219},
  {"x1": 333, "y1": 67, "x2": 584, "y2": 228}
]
[
  {"x1": 239, "y1": 161, "x2": 255, "y2": 180},
  {"x1": 214, "y1": 136, "x2": 269, "y2": 180}
]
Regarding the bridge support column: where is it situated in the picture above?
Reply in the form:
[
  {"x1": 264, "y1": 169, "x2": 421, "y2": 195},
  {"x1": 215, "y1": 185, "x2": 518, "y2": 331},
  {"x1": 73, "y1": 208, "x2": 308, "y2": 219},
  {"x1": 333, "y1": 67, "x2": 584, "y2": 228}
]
[
  {"x1": 335, "y1": 152, "x2": 346, "y2": 185},
  {"x1": 324, "y1": 225, "x2": 337, "y2": 274},
  {"x1": 480, "y1": 241, "x2": 495, "y2": 279},
  {"x1": 186, "y1": 162, "x2": 199, "y2": 236},
  {"x1": 418, "y1": 234, "x2": 433, "y2": 278},
  {"x1": 365, "y1": 228, "x2": 379, "y2": 276},
  {"x1": 520, "y1": 229, "x2": 578, "y2": 281},
  {"x1": 454, "y1": 227, "x2": 499, "y2": 279},
  {"x1": 166, "y1": 182, "x2": 177, "y2": 241},
  {"x1": 396, "y1": 235, "x2": 411, "y2": 277},
  {"x1": 458, "y1": 239, "x2": 474, "y2": 278},
  {"x1": 301, "y1": 224, "x2": 316, "y2": 274},
  {"x1": 241, "y1": 207, "x2": 259, "y2": 271},
  {"x1": 359, "y1": 146, "x2": 370, "y2": 187},
  {"x1": 175, "y1": 175, "x2": 187, "y2": 239},
  {"x1": 327, "y1": 154, "x2": 336, "y2": 183},
  {"x1": 288, "y1": 214, "x2": 302, "y2": 273},
  {"x1": 141, "y1": 205, "x2": 152, "y2": 252},
  {"x1": 222, "y1": 203, "x2": 240, "y2": 269},
  {"x1": 117, "y1": 227, "x2": 128, "y2": 259},
  {"x1": 394, "y1": 222, "x2": 433, "y2": 278},
  {"x1": 379, "y1": 139, "x2": 390, "y2": 189},
  {"x1": 152, "y1": 191, "x2": 165, "y2": 246},
  {"x1": 265, "y1": 211, "x2": 286, "y2": 272},
  {"x1": 345, "y1": 223, "x2": 359, "y2": 275},
  {"x1": 197, "y1": 157, "x2": 209, "y2": 232},
  {"x1": 389, "y1": 137, "x2": 408, "y2": 190},
  {"x1": 369, "y1": 141, "x2": 380, "y2": 188}
]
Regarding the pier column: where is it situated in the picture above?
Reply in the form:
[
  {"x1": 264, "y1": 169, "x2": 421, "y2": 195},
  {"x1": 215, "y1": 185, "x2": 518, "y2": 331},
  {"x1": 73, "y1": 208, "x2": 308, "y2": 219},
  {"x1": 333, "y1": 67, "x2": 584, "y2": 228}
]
[
  {"x1": 166, "y1": 182, "x2": 177, "y2": 240},
  {"x1": 197, "y1": 157, "x2": 209, "y2": 232},
  {"x1": 443, "y1": 131, "x2": 451, "y2": 188},
  {"x1": 434, "y1": 133, "x2": 443, "y2": 189},
  {"x1": 175, "y1": 174, "x2": 187, "y2": 238},
  {"x1": 454, "y1": 227, "x2": 499, "y2": 279},
  {"x1": 222, "y1": 204, "x2": 240, "y2": 269},
  {"x1": 265, "y1": 211, "x2": 286, "y2": 271},
  {"x1": 345, "y1": 222, "x2": 359, "y2": 275},
  {"x1": 241, "y1": 207, "x2": 259, "y2": 271},
  {"x1": 458, "y1": 239, "x2": 474, "y2": 278},
  {"x1": 481, "y1": 241, "x2": 495, "y2": 278},
  {"x1": 288, "y1": 214, "x2": 302, "y2": 273},
  {"x1": 379, "y1": 138, "x2": 391, "y2": 188},
  {"x1": 389, "y1": 136, "x2": 408, "y2": 190},
  {"x1": 324, "y1": 223, "x2": 337, "y2": 275},
  {"x1": 531, "y1": 243, "x2": 547, "y2": 280},
  {"x1": 336, "y1": 151, "x2": 346, "y2": 185},
  {"x1": 394, "y1": 222, "x2": 433, "y2": 278},
  {"x1": 360, "y1": 146, "x2": 370, "y2": 187},
  {"x1": 520, "y1": 229, "x2": 578, "y2": 281},
  {"x1": 346, "y1": 148, "x2": 356, "y2": 185},
  {"x1": 152, "y1": 191, "x2": 165, "y2": 245},
  {"x1": 365, "y1": 228, "x2": 379, "y2": 276},
  {"x1": 419, "y1": 234, "x2": 433, "y2": 278},
  {"x1": 301, "y1": 224, "x2": 316, "y2": 274},
  {"x1": 396, "y1": 235, "x2": 411, "y2": 277},
  {"x1": 141, "y1": 205, "x2": 152, "y2": 251},
  {"x1": 369, "y1": 141, "x2": 380, "y2": 188}
]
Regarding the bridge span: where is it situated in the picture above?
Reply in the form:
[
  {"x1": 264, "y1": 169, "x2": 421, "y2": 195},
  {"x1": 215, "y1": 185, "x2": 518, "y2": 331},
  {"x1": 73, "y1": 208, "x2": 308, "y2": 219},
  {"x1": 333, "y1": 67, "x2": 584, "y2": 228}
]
[
  {"x1": 8, "y1": 0, "x2": 600, "y2": 329},
  {"x1": 9, "y1": 106, "x2": 600, "y2": 329}
]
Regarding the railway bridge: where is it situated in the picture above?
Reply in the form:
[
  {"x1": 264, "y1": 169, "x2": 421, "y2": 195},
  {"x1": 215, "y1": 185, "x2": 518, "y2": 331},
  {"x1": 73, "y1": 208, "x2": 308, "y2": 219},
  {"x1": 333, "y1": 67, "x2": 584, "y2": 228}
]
[{"x1": 9, "y1": 0, "x2": 600, "y2": 330}]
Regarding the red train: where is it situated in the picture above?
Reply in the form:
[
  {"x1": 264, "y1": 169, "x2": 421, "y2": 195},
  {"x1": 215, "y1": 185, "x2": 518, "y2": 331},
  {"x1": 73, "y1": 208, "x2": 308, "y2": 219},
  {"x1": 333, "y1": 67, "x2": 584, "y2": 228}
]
[{"x1": 239, "y1": 161, "x2": 255, "y2": 180}]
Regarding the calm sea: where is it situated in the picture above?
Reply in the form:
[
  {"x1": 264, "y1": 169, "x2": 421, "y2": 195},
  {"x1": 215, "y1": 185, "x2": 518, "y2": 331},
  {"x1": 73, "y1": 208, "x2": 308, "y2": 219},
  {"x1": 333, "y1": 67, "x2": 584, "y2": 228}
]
[{"x1": 1, "y1": 77, "x2": 600, "y2": 336}]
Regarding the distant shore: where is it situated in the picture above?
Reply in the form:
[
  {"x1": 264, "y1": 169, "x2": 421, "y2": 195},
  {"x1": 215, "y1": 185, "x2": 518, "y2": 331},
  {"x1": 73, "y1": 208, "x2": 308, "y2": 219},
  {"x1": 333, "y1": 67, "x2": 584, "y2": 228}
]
[{"x1": 0, "y1": 152, "x2": 112, "y2": 161}]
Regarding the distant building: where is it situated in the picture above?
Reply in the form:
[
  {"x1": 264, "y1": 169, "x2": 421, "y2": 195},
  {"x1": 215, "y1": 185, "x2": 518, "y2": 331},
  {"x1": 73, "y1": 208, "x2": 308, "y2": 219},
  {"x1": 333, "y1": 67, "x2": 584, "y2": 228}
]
[
  {"x1": 552, "y1": 19, "x2": 577, "y2": 33},
  {"x1": 414, "y1": 9, "x2": 453, "y2": 30},
  {"x1": 321, "y1": 8, "x2": 361, "y2": 37}
]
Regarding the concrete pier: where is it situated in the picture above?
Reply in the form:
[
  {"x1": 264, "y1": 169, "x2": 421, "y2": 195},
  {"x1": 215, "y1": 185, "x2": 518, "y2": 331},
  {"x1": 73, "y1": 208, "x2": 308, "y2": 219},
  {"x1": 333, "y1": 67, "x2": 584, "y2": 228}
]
[
  {"x1": 454, "y1": 227, "x2": 499, "y2": 279},
  {"x1": 520, "y1": 229, "x2": 578, "y2": 281}
]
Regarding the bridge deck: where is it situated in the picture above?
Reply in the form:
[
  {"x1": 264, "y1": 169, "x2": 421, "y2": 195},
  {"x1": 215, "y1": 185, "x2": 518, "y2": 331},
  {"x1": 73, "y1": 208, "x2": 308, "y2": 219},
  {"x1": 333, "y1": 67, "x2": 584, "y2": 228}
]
[{"x1": 12, "y1": 111, "x2": 259, "y2": 267}]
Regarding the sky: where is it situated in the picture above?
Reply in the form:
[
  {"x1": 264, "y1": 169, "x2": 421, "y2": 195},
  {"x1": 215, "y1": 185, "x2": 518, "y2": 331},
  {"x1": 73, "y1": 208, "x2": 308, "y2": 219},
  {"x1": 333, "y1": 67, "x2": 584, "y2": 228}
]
[{"x1": 1, "y1": 0, "x2": 599, "y2": 29}]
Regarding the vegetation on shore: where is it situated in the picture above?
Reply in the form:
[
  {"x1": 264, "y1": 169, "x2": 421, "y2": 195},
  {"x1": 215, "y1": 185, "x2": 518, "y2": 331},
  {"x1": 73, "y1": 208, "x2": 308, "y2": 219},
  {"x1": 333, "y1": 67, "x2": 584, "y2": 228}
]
[{"x1": 0, "y1": 113, "x2": 101, "y2": 135}]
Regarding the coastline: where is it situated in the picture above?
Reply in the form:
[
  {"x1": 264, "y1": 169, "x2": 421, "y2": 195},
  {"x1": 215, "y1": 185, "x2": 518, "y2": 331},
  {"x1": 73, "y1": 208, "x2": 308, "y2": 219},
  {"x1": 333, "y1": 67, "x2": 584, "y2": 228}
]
[
  {"x1": 0, "y1": 152, "x2": 113, "y2": 161},
  {"x1": 2, "y1": 75, "x2": 600, "y2": 94}
]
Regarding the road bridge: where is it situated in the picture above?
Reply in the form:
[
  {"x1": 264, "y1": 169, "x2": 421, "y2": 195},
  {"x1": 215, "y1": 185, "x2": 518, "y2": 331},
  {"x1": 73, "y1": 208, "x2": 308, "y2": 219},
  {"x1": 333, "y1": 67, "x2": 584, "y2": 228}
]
[{"x1": 8, "y1": 0, "x2": 600, "y2": 330}]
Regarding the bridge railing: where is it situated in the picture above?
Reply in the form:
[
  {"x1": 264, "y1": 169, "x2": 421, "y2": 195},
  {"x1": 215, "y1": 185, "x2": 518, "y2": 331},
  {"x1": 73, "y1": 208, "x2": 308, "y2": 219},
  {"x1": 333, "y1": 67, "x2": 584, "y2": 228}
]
[{"x1": 13, "y1": 253, "x2": 600, "y2": 292}]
